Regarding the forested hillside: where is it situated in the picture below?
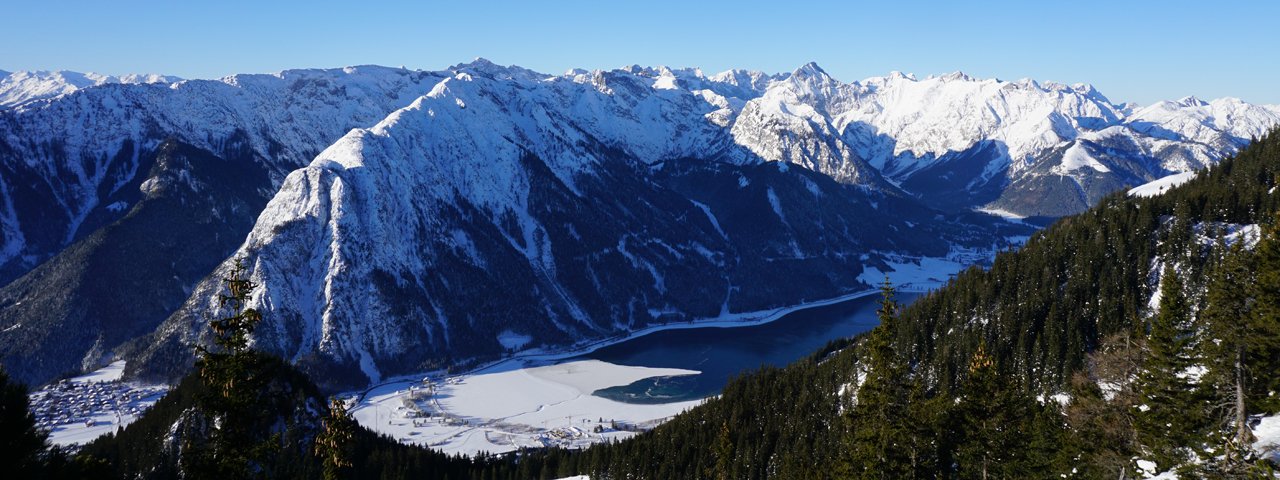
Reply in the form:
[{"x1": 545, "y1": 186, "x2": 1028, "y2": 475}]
[{"x1": 546, "y1": 131, "x2": 1280, "y2": 478}]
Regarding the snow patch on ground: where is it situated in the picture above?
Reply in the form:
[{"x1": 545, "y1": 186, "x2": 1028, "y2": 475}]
[
  {"x1": 858, "y1": 253, "x2": 975, "y2": 292},
  {"x1": 497, "y1": 330, "x2": 532, "y2": 351},
  {"x1": 75, "y1": 360, "x2": 126, "y2": 383},
  {"x1": 766, "y1": 187, "x2": 786, "y2": 224},
  {"x1": 1129, "y1": 172, "x2": 1197, "y2": 198},
  {"x1": 348, "y1": 360, "x2": 701, "y2": 456},
  {"x1": 976, "y1": 207, "x2": 1026, "y2": 221},
  {"x1": 1052, "y1": 141, "x2": 1110, "y2": 175},
  {"x1": 1254, "y1": 413, "x2": 1280, "y2": 463},
  {"x1": 689, "y1": 200, "x2": 728, "y2": 240},
  {"x1": 1136, "y1": 459, "x2": 1159, "y2": 476}
]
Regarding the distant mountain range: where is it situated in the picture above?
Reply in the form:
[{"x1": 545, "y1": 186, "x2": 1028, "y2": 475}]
[{"x1": 0, "y1": 60, "x2": 1275, "y2": 389}]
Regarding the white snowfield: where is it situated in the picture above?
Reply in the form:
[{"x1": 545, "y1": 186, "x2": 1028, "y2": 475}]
[
  {"x1": 27, "y1": 361, "x2": 169, "y2": 447},
  {"x1": 348, "y1": 359, "x2": 701, "y2": 456},
  {"x1": 858, "y1": 245, "x2": 1010, "y2": 293},
  {"x1": 1128, "y1": 171, "x2": 1197, "y2": 197},
  {"x1": 0, "y1": 70, "x2": 179, "y2": 110}
]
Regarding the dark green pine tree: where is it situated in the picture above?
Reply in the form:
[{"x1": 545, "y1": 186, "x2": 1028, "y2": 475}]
[
  {"x1": 182, "y1": 258, "x2": 271, "y2": 479},
  {"x1": 1200, "y1": 216, "x2": 1280, "y2": 471},
  {"x1": 842, "y1": 278, "x2": 912, "y2": 479},
  {"x1": 315, "y1": 397, "x2": 358, "y2": 480},
  {"x1": 0, "y1": 366, "x2": 49, "y2": 478},
  {"x1": 1198, "y1": 220, "x2": 1280, "y2": 476},
  {"x1": 901, "y1": 379, "x2": 948, "y2": 478},
  {"x1": 1248, "y1": 215, "x2": 1280, "y2": 415},
  {"x1": 710, "y1": 420, "x2": 734, "y2": 480},
  {"x1": 954, "y1": 344, "x2": 1036, "y2": 480},
  {"x1": 1201, "y1": 238, "x2": 1256, "y2": 468},
  {"x1": 1134, "y1": 269, "x2": 1202, "y2": 469}
]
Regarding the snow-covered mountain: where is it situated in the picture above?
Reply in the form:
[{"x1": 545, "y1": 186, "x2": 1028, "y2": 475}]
[
  {"x1": 131, "y1": 64, "x2": 1009, "y2": 389},
  {"x1": 0, "y1": 70, "x2": 180, "y2": 110},
  {"x1": 0, "y1": 59, "x2": 1276, "y2": 388},
  {"x1": 0, "y1": 66, "x2": 458, "y2": 385},
  {"x1": 730, "y1": 65, "x2": 1280, "y2": 216},
  {"x1": 0, "y1": 65, "x2": 455, "y2": 283}
]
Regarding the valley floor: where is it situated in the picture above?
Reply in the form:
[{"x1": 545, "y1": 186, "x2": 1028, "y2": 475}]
[
  {"x1": 28, "y1": 361, "x2": 169, "y2": 447},
  {"x1": 344, "y1": 248, "x2": 995, "y2": 456}
]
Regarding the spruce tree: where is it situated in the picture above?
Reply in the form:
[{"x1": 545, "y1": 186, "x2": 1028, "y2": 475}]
[
  {"x1": 902, "y1": 380, "x2": 947, "y2": 478},
  {"x1": 182, "y1": 258, "x2": 271, "y2": 479},
  {"x1": 842, "y1": 278, "x2": 911, "y2": 479},
  {"x1": 954, "y1": 344, "x2": 1035, "y2": 480},
  {"x1": 1134, "y1": 270, "x2": 1201, "y2": 469},
  {"x1": 1248, "y1": 214, "x2": 1280, "y2": 414},
  {"x1": 315, "y1": 397, "x2": 357, "y2": 480},
  {"x1": 0, "y1": 366, "x2": 49, "y2": 478},
  {"x1": 1201, "y1": 238, "x2": 1255, "y2": 467},
  {"x1": 711, "y1": 421, "x2": 733, "y2": 480}
]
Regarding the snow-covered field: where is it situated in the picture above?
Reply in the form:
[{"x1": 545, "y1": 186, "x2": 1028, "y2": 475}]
[
  {"x1": 858, "y1": 248, "x2": 1001, "y2": 293},
  {"x1": 348, "y1": 359, "x2": 702, "y2": 455},
  {"x1": 977, "y1": 206, "x2": 1028, "y2": 222},
  {"x1": 1128, "y1": 171, "x2": 1197, "y2": 197},
  {"x1": 28, "y1": 361, "x2": 169, "y2": 447}
]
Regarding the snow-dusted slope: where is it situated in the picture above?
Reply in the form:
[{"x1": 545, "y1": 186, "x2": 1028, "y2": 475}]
[
  {"x1": 0, "y1": 70, "x2": 180, "y2": 110},
  {"x1": 730, "y1": 63, "x2": 883, "y2": 185},
  {"x1": 0, "y1": 65, "x2": 453, "y2": 282},
  {"x1": 5, "y1": 61, "x2": 1275, "y2": 285},
  {"x1": 843, "y1": 72, "x2": 1123, "y2": 176},
  {"x1": 1128, "y1": 172, "x2": 1197, "y2": 198},
  {"x1": 729, "y1": 68, "x2": 1280, "y2": 216},
  {"x1": 135, "y1": 65, "x2": 1007, "y2": 390},
  {"x1": 2, "y1": 59, "x2": 1276, "y2": 388},
  {"x1": 1128, "y1": 96, "x2": 1280, "y2": 148}
]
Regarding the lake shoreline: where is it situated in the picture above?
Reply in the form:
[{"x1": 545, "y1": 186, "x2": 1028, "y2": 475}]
[{"x1": 350, "y1": 287, "x2": 889, "y2": 402}]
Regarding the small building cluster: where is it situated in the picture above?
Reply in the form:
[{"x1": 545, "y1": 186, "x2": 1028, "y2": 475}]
[{"x1": 28, "y1": 379, "x2": 168, "y2": 430}]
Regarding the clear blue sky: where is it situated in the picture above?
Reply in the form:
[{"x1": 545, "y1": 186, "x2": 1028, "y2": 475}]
[{"x1": 3, "y1": 0, "x2": 1277, "y2": 105}]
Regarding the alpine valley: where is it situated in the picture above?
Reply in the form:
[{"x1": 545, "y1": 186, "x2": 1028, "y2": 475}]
[{"x1": 1, "y1": 59, "x2": 1278, "y2": 393}]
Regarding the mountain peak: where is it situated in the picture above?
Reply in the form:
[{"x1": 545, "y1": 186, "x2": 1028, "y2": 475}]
[
  {"x1": 449, "y1": 58, "x2": 547, "y2": 82},
  {"x1": 1176, "y1": 95, "x2": 1208, "y2": 107},
  {"x1": 886, "y1": 70, "x2": 917, "y2": 82},
  {"x1": 459, "y1": 57, "x2": 497, "y2": 68},
  {"x1": 791, "y1": 62, "x2": 831, "y2": 81}
]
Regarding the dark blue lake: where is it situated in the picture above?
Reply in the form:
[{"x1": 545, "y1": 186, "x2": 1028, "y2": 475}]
[{"x1": 578, "y1": 292, "x2": 920, "y2": 403}]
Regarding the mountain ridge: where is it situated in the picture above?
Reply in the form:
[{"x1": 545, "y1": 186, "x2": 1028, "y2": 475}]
[
  {"x1": 2, "y1": 59, "x2": 1277, "y2": 388},
  {"x1": 130, "y1": 66, "x2": 1009, "y2": 389}
]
